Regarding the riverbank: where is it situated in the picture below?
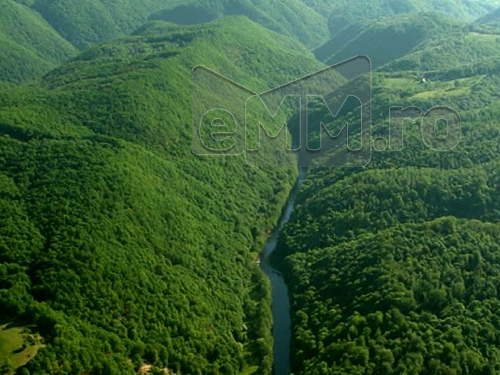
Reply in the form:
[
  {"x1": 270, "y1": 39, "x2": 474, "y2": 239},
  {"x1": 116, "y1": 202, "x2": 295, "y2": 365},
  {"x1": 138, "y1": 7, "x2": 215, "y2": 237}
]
[{"x1": 260, "y1": 168, "x2": 306, "y2": 375}]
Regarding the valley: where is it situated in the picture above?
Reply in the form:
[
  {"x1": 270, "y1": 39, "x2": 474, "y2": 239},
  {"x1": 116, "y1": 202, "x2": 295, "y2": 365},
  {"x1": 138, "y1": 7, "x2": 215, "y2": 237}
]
[{"x1": 2, "y1": 1, "x2": 500, "y2": 374}]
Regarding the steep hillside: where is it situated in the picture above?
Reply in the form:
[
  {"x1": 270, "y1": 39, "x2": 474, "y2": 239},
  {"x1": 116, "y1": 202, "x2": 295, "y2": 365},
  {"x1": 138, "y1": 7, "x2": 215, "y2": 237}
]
[
  {"x1": 315, "y1": 13, "x2": 460, "y2": 69},
  {"x1": 149, "y1": 0, "x2": 329, "y2": 48},
  {"x1": 476, "y1": 5, "x2": 500, "y2": 25},
  {"x1": 300, "y1": 0, "x2": 338, "y2": 16},
  {"x1": 276, "y1": 23, "x2": 500, "y2": 374},
  {"x1": 4, "y1": 1, "x2": 500, "y2": 375},
  {"x1": 468, "y1": 5, "x2": 500, "y2": 35},
  {"x1": 327, "y1": 0, "x2": 500, "y2": 36},
  {"x1": 0, "y1": 17, "x2": 324, "y2": 375},
  {"x1": 279, "y1": 121, "x2": 500, "y2": 374},
  {"x1": 280, "y1": 165, "x2": 500, "y2": 254},
  {"x1": 30, "y1": 0, "x2": 329, "y2": 49},
  {"x1": 0, "y1": 0, "x2": 76, "y2": 82},
  {"x1": 382, "y1": 28, "x2": 500, "y2": 77}
]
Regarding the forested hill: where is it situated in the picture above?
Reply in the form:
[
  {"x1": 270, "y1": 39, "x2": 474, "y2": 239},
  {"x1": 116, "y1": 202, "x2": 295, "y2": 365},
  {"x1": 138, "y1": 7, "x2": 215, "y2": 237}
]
[
  {"x1": 30, "y1": 0, "x2": 330, "y2": 49},
  {"x1": 0, "y1": 0, "x2": 77, "y2": 83},
  {"x1": 4, "y1": 0, "x2": 500, "y2": 83},
  {"x1": 326, "y1": 0, "x2": 500, "y2": 35},
  {"x1": 3, "y1": 0, "x2": 500, "y2": 374},
  {"x1": 314, "y1": 12, "x2": 461, "y2": 69},
  {"x1": 276, "y1": 12, "x2": 500, "y2": 374},
  {"x1": 477, "y1": 5, "x2": 500, "y2": 25},
  {"x1": 0, "y1": 0, "x2": 329, "y2": 83},
  {"x1": 287, "y1": 218, "x2": 500, "y2": 374},
  {"x1": 0, "y1": 17, "x2": 325, "y2": 375}
]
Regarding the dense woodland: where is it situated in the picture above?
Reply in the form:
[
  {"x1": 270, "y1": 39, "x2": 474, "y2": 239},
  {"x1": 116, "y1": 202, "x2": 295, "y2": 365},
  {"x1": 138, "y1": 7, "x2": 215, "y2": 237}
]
[
  {"x1": 286, "y1": 218, "x2": 500, "y2": 374},
  {"x1": 0, "y1": 15, "x2": 325, "y2": 375},
  {"x1": 276, "y1": 6, "x2": 500, "y2": 375},
  {"x1": 2, "y1": 0, "x2": 500, "y2": 374}
]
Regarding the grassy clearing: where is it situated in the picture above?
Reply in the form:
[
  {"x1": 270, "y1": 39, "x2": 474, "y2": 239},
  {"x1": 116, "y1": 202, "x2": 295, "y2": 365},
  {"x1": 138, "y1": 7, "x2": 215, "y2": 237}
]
[
  {"x1": 408, "y1": 75, "x2": 483, "y2": 100},
  {"x1": 384, "y1": 77, "x2": 418, "y2": 90},
  {"x1": 0, "y1": 324, "x2": 43, "y2": 375},
  {"x1": 411, "y1": 86, "x2": 469, "y2": 100}
]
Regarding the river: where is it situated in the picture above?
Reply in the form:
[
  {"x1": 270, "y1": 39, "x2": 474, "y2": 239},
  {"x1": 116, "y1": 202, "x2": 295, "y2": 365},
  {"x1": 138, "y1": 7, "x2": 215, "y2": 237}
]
[{"x1": 260, "y1": 168, "x2": 306, "y2": 375}]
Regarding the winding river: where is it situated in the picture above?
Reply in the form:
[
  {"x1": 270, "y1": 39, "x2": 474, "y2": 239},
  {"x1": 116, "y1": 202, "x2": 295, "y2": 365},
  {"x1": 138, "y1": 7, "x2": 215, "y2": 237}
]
[{"x1": 260, "y1": 168, "x2": 306, "y2": 375}]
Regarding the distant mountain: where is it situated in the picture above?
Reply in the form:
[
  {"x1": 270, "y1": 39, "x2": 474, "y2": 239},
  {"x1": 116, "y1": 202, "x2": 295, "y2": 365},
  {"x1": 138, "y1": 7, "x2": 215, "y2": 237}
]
[
  {"x1": 477, "y1": 5, "x2": 500, "y2": 24},
  {"x1": 6, "y1": 0, "x2": 498, "y2": 83},
  {"x1": 315, "y1": 6, "x2": 500, "y2": 75},
  {"x1": 473, "y1": 6, "x2": 500, "y2": 33},
  {"x1": 149, "y1": 0, "x2": 330, "y2": 48},
  {"x1": 314, "y1": 12, "x2": 460, "y2": 69},
  {"x1": 383, "y1": 26, "x2": 500, "y2": 75},
  {"x1": 28, "y1": 0, "x2": 329, "y2": 49},
  {"x1": 0, "y1": 0, "x2": 76, "y2": 82},
  {"x1": 0, "y1": 0, "x2": 330, "y2": 82},
  {"x1": 300, "y1": 0, "x2": 339, "y2": 16},
  {"x1": 327, "y1": 0, "x2": 500, "y2": 36}
]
